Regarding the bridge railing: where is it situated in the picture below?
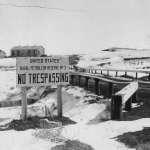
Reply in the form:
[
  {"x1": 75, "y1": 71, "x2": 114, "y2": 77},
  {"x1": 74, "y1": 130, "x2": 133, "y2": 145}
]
[
  {"x1": 72, "y1": 66, "x2": 150, "y2": 80},
  {"x1": 86, "y1": 67, "x2": 150, "y2": 74},
  {"x1": 111, "y1": 81, "x2": 138, "y2": 120}
]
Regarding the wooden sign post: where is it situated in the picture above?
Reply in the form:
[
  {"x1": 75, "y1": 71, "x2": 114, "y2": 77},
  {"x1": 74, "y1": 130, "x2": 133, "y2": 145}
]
[
  {"x1": 16, "y1": 56, "x2": 69, "y2": 120},
  {"x1": 21, "y1": 87, "x2": 27, "y2": 120},
  {"x1": 57, "y1": 85, "x2": 62, "y2": 117}
]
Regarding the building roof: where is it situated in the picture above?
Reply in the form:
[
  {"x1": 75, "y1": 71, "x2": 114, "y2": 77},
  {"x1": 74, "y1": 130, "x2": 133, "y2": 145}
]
[{"x1": 11, "y1": 45, "x2": 45, "y2": 51}]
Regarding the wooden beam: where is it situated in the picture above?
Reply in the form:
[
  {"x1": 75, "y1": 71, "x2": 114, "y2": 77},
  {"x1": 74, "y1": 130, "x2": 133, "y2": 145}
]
[
  {"x1": 115, "y1": 81, "x2": 138, "y2": 104},
  {"x1": 111, "y1": 81, "x2": 138, "y2": 120}
]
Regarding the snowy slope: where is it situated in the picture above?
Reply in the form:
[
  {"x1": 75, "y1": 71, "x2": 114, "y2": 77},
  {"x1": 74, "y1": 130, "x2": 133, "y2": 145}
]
[{"x1": 77, "y1": 49, "x2": 150, "y2": 71}]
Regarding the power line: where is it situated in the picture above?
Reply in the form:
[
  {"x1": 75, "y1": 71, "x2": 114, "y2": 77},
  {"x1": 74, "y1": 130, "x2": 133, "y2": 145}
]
[{"x1": 0, "y1": 3, "x2": 85, "y2": 13}]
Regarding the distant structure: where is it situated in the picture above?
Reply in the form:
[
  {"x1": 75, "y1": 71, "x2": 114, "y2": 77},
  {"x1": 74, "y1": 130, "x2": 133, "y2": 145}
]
[
  {"x1": 102, "y1": 47, "x2": 137, "y2": 52},
  {"x1": 0, "y1": 50, "x2": 6, "y2": 58},
  {"x1": 10, "y1": 45, "x2": 45, "y2": 57}
]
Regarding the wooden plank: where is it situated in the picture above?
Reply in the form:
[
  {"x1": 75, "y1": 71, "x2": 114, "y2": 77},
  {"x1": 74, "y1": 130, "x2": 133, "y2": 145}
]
[{"x1": 115, "y1": 81, "x2": 138, "y2": 104}]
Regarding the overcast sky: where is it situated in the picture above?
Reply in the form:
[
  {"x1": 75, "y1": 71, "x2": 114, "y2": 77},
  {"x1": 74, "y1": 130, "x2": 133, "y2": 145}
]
[{"x1": 0, "y1": 0, "x2": 150, "y2": 55}]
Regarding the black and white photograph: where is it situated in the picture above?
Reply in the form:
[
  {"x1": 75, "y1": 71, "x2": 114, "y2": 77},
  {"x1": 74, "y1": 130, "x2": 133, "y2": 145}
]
[{"x1": 0, "y1": 0, "x2": 150, "y2": 150}]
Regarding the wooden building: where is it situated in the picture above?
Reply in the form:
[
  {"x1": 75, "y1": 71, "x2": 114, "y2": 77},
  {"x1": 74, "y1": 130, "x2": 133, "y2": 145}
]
[{"x1": 10, "y1": 46, "x2": 45, "y2": 57}]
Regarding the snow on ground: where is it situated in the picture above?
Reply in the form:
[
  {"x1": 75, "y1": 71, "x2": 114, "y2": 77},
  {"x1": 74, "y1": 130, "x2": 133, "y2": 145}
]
[
  {"x1": 0, "y1": 58, "x2": 18, "y2": 101},
  {"x1": 65, "y1": 86, "x2": 87, "y2": 98},
  {"x1": 0, "y1": 129, "x2": 55, "y2": 150},
  {"x1": 62, "y1": 118, "x2": 150, "y2": 150},
  {"x1": 0, "y1": 58, "x2": 16, "y2": 67},
  {"x1": 62, "y1": 86, "x2": 150, "y2": 150},
  {"x1": 65, "y1": 103, "x2": 106, "y2": 123},
  {"x1": 0, "y1": 83, "x2": 150, "y2": 150},
  {"x1": 61, "y1": 86, "x2": 150, "y2": 150},
  {"x1": 77, "y1": 49, "x2": 150, "y2": 73},
  {"x1": 0, "y1": 70, "x2": 17, "y2": 101},
  {"x1": 64, "y1": 86, "x2": 106, "y2": 123},
  {"x1": 0, "y1": 87, "x2": 150, "y2": 150}
]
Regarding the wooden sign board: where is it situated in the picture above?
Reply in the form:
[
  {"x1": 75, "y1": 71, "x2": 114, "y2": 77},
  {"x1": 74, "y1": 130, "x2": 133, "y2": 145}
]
[{"x1": 16, "y1": 56, "x2": 69, "y2": 87}]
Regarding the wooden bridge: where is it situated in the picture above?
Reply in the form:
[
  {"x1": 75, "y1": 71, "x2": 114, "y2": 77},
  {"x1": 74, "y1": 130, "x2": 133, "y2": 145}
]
[{"x1": 70, "y1": 68, "x2": 150, "y2": 120}]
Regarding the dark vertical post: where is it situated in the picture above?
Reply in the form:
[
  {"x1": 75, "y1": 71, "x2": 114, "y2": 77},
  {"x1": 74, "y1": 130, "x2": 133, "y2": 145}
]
[
  {"x1": 78, "y1": 75, "x2": 81, "y2": 86},
  {"x1": 148, "y1": 73, "x2": 150, "y2": 81},
  {"x1": 111, "y1": 95, "x2": 122, "y2": 120},
  {"x1": 95, "y1": 79, "x2": 99, "y2": 95},
  {"x1": 108, "y1": 82, "x2": 113, "y2": 98},
  {"x1": 101, "y1": 70, "x2": 103, "y2": 75},
  {"x1": 57, "y1": 85, "x2": 62, "y2": 117},
  {"x1": 99, "y1": 81, "x2": 103, "y2": 96},
  {"x1": 75, "y1": 76, "x2": 78, "y2": 85},
  {"x1": 116, "y1": 71, "x2": 118, "y2": 77},
  {"x1": 21, "y1": 87, "x2": 27, "y2": 120},
  {"x1": 135, "y1": 72, "x2": 138, "y2": 79},
  {"x1": 85, "y1": 77, "x2": 89, "y2": 90}
]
